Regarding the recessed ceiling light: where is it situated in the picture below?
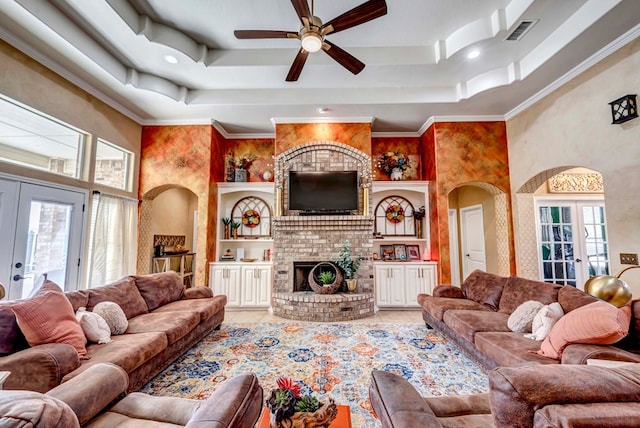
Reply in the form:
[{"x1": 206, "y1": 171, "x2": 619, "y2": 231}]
[
  {"x1": 164, "y1": 55, "x2": 178, "y2": 64},
  {"x1": 467, "y1": 50, "x2": 480, "y2": 59},
  {"x1": 317, "y1": 107, "x2": 330, "y2": 114}
]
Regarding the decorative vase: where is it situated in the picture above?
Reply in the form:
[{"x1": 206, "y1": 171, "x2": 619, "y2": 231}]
[
  {"x1": 390, "y1": 167, "x2": 403, "y2": 180},
  {"x1": 225, "y1": 162, "x2": 235, "y2": 182},
  {"x1": 232, "y1": 228, "x2": 239, "y2": 239},
  {"x1": 235, "y1": 168, "x2": 248, "y2": 182},
  {"x1": 346, "y1": 278, "x2": 357, "y2": 293},
  {"x1": 223, "y1": 225, "x2": 230, "y2": 240}
]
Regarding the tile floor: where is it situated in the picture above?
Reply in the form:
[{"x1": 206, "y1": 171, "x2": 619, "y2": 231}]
[{"x1": 224, "y1": 309, "x2": 424, "y2": 324}]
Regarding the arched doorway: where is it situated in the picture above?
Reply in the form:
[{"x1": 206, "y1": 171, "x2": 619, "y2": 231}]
[
  {"x1": 513, "y1": 167, "x2": 606, "y2": 288},
  {"x1": 137, "y1": 185, "x2": 199, "y2": 281},
  {"x1": 447, "y1": 182, "x2": 511, "y2": 284}
]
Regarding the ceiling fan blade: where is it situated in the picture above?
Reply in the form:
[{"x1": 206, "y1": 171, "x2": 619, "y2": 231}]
[
  {"x1": 286, "y1": 48, "x2": 310, "y2": 82},
  {"x1": 234, "y1": 30, "x2": 296, "y2": 39},
  {"x1": 321, "y1": 0, "x2": 387, "y2": 35},
  {"x1": 291, "y1": 0, "x2": 312, "y2": 26},
  {"x1": 322, "y1": 41, "x2": 365, "y2": 75}
]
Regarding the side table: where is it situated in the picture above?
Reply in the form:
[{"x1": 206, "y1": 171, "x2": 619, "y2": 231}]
[{"x1": 257, "y1": 405, "x2": 352, "y2": 428}]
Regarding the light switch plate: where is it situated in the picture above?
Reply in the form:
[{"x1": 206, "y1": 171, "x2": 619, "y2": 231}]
[{"x1": 620, "y1": 253, "x2": 638, "y2": 265}]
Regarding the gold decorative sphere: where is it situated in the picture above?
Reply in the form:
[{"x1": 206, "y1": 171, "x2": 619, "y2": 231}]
[{"x1": 584, "y1": 275, "x2": 632, "y2": 307}]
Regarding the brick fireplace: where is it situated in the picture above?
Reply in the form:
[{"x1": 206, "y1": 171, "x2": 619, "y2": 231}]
[{"x1": 271, "y1": 142, "x2": 375, "y2": 321}]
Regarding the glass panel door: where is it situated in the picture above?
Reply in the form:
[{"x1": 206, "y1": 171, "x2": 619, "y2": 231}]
[
  {"x1": 536, "y1": 199, "x2": 608, "y2": 289},
  {"x1": 5, "y1": 181, "x2": 86, "y2": 299}
]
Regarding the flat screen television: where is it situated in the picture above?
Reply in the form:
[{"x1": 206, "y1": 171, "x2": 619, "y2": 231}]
[{"x1": 288, "y1": 171, "x2": 358, "y2": 213}]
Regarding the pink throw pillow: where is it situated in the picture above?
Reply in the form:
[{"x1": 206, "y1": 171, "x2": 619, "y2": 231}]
[
  {"x1": 537, "y1": 301, "x2": 631, "y2": 360},
  {"x1": 11, "y1": 280, "x2": 87, "y2": 358}
]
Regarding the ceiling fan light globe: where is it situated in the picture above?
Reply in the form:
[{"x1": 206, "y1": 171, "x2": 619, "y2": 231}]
[{"x1": 301, "y1": 33, "x2": 322, "y2": 52}]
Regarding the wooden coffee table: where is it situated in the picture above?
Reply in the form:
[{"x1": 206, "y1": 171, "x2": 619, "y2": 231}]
[{"x1": 257, "y1": 405, "x2": 352, "y2": 427}]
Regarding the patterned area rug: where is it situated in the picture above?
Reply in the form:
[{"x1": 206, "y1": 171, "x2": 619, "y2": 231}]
[{"x1": 141, "y1": 322, "x2": 488, "y2": 427}]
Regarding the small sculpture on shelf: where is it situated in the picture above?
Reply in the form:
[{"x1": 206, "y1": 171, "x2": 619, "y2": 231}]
[
  {"x1": 412, "y1": 206, "x2": 426, "y2": 239},
  {"x1": 222, "y1": 217, "x2": 232, "y2": 239}
]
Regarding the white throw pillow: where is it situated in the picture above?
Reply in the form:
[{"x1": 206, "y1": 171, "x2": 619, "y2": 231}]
[
  {"x1": 508, "y1": 300, "x2": 544, "y2": 333},
  {"x1": 525, "y1": 302, "x2": 564, "y2": 341},
  {"x1": 75, "y1": 307, "x2": 112, "y2": 344},
  {"x1": 92, "y1": 301, "x2": 128, "y2": 335}
]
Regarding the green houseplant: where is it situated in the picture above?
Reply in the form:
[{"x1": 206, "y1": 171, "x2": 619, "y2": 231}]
[
  {"x1": 335, "y1": 240, "x2": 362, "y2": 292},
  {"x1": 222, "y1": 217, "x2": 232, "y2": 239}
]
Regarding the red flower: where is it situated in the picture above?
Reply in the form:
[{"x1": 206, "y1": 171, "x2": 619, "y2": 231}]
[{"x1": 276, "y1": 377, "x2": 301, "y2": 398}]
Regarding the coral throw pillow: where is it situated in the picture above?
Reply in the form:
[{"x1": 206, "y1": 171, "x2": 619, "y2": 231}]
[
  {"x1": 11, "y1": 280, "x2": 87, "y2": 358},
  {"x1": 538, "y1": 301, "x2": 631, "y2": 360}
]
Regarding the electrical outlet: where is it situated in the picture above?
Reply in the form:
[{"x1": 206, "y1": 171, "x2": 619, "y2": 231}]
[{"x1": 620, "y1": 253, "x2": 638, "y2": 265}]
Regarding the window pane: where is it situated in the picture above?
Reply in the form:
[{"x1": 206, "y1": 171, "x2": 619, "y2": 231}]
[
  {"x1": 94, "y1": 139, "x2": 133, "y2": 191},
  {"x1": 0, "y1": 95, "x2": 86, "y2": 179}
]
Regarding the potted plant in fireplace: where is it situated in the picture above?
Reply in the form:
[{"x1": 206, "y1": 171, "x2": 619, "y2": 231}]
[{"x1": 335, "y1": 240, "x2": 362, "y2": 293}]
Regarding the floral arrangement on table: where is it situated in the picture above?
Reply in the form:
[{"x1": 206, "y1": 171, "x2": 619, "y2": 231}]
[
  {"x1": 335, "y1": 240, "x2": 362, "y2": 279},
  {"x1": 267, "y1": 377, "x2": 337, "y2": 428},
  {"x1": 376, "y1": 151, "x2": 410, "y2": 176}
]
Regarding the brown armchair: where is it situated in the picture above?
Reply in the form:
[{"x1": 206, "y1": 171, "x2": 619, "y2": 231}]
[
  {"x1": 0, "y1": 363, "x2": 263, "y2": 427},
  {"x1": 370, "y1": 363, "x2": 640, "y2": 427}
]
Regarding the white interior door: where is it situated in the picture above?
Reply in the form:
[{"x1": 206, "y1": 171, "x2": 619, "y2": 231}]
[
  {"x1": 0, "y1": 178, "x2": 86, "y2": 300},
  {"x1": 448, "y1": 208, "x2": 461, "y2": 286},
  {"x1": 460, "y1": 204, "x2": 486, "y2": 279},
  {"x1": 0, "y1": 179, "x2": 19, "y2": 298}
]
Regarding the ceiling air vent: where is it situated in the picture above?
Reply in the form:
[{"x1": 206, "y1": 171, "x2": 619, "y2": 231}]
[{"x1": 506, "y1": 19, "x2": 539, "y2": 41}]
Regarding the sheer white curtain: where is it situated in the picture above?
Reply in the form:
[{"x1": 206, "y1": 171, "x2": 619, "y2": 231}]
[{"x1": 88, "y1": 193, "x2": 138, "y2": 286}]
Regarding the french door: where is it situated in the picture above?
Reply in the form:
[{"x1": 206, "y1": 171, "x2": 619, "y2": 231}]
[
  {"x1": 0, "y1": 177, "x2": 86, "y2": 300},
  {"x1": 536, "y1": 199, "x2": 608, "y2": 289}
]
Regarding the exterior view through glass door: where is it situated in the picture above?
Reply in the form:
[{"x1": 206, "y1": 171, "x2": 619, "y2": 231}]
[
  {"x1": 0, "y1": 177, "x2": 86, "y2": 300},
  {"x1": 536, "y1": 199, "x2": 608, "y2": 289}
]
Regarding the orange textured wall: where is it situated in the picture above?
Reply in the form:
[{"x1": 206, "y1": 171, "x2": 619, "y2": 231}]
[
  {"x1": 275, "y1": 123, "x2": 371, "y2": 155},
  {"x1": 140, "y1": 125, "x2": 214, "y2": 284},
  {"x1": 430, "y1": 121, "x2": 514, "y2": 283}
]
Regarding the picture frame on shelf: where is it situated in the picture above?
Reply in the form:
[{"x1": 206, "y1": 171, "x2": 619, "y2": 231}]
[
  {"x1": 393, "y1": 244, "x2": 407, "y2": 261},
  {"x1": 406, "y1": 244, "x2": 421, "y2": 261},
  {"x1": 380, "y1": 245, "x2": 395, "y2": 261}
]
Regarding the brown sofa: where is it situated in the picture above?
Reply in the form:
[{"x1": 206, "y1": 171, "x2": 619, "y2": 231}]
[
  {"x1": 0, "y1": 271, "x2": 227, "y2": 393},
  {"x1": 369, "y1": 364, "x2": 640, "y2": 427},
  {"x1": 0, "y1": 362, "x2": 262, "y2": 427},
  {"x1": 417, "y1": 270, "x2": 640, "y2": 369}
]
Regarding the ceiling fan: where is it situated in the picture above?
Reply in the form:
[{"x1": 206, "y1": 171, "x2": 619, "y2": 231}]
[{"x1": 234, "y1": 0, "x2": 387, "y2": 81}]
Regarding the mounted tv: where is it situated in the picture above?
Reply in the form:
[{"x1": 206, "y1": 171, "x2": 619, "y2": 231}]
[{"x1": 288, "y1": 171, "x2": 358, "y2": 214}]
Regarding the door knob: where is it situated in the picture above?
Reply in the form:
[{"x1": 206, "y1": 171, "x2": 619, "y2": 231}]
[
  {"x1": 13, "y1": 274, "x2": 26, "y2": 281},
  {"x1": 14, "y1": 262, "x2": 23, "y2": 268},
  {"x1": 575, "y1": 258, "x2": 582, "y2": 263},
  {"x1": 465, "y1": 254, "x2": 470, "y2": 257}
]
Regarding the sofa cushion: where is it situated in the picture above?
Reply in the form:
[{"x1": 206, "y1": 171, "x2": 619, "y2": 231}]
[
  {"x1": 126, "y1": 311, "x2": 200, "y2": 345},
  {"x1": 62, "y1": 332, "x2": 168, "y2": 383},
  {"x1": 474, "y1": 332, "x2": 560, "y2": 367},
  {"x1": 538, "y1": 301, "x2": 632, "y2": 360},
  {"x1": 461, "y1": 270, "x2": 508, "y2": 311},
  {"x1": 0, "y1": 390, "x2": 80, "y2": 428},
  {"x1": 498, "y1": 276, "x2": 561, "y2": 314},
  {"x1": 508, "y1": 300, "x2": 545, "y2": 333},
  {"x1": 152, "y1": 295, "x2": 227, "y2": 322},
  {"x1": 442, "y1": 310, "x2": 510, "y2": 343},
  {"x1": 0, "y1": 305, "x2": 29, "y2": 355},
  {"x1": 557, "y1": 285, "x2": 597, "y2": 313},
  {"x1": 64, "y1": 290, "x2": 90, "y2": 312},
  {"x1": 131, "y1": 271, "x2": 185, "y2": 311},
  {"x1": 76, "y1": 308, "x2": 112, "y2": 344},
  {"x1": 86, "y1": 277, "x2": 148, "y2": 319},
  {"x1": 420, "y1": 296, "x2": 491, "y2": 321},
  {"x1": 11, "y1": 281, "x2": 87, "y2": 359},
  {"x1": 93, "y1": 302, "x2": 128, "y2": 335}
]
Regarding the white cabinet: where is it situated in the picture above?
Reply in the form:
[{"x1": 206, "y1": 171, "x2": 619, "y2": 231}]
[
  {"x1": 209, "y1": 262, "x2": 271, "y2": 308},
  {"x1": 241, "y1": 265, "x2": 272, "y2": 307},
  {"x1": 375, "y1": 262, "x2": 437, "y2": 308},
  {"x1": 210, "y1": 264, "x2": 241, "y2": 306}
]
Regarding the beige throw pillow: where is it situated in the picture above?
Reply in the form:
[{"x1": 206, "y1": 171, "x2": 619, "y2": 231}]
[
  {"x1": 75, "y1": 307, "x2": 112, "y2": 344},
  {"x1": 92, "y1": 301, "x2": 128, "y2": 335},
  {"x1": 508, "y1": 300, "x2": 545, "y2": 333}
]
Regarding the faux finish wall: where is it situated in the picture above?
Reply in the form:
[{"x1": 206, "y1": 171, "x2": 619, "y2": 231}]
[{"x1": 507, "y1": 38, "x2": 640, "y2": 294}]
